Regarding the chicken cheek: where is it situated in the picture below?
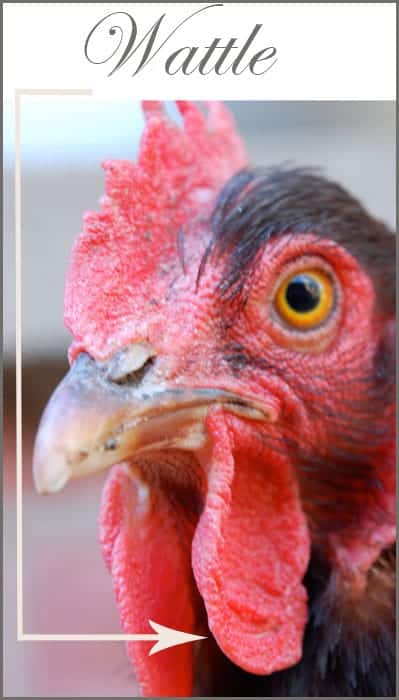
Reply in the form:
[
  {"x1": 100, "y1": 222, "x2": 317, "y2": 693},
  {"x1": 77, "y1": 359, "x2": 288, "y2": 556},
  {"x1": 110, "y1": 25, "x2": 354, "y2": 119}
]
[
  {"x1": 100, "y1": 462, "x2": 199, "y2": 697},
  {"x1": 192, "y1": 408, "x2": 310, "y2": 676}
]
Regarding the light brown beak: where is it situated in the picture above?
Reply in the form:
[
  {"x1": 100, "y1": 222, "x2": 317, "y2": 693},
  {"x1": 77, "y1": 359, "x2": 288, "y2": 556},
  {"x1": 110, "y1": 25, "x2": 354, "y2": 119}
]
[{"x1": 33, "y1": 348, "x2": 266, "y2": 494}]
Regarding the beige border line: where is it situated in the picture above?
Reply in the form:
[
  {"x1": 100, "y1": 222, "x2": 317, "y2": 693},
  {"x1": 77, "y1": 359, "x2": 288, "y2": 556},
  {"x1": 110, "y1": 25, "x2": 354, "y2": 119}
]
[
  {"x1": 15, "y1": 88, "x2": 145, "y2": 642},
  {"x1": 22, "y1": 634, "x2": 159, "y2": 641},
  {"x1": 15, "y1": 89, "x2": 22, "y2": 641}
]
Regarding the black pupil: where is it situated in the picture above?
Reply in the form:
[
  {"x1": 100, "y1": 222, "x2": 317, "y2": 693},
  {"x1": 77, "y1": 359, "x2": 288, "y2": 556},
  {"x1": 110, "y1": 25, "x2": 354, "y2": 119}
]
[{"x1": 285, "y1": 274, "x2": 321, "y2": 312}]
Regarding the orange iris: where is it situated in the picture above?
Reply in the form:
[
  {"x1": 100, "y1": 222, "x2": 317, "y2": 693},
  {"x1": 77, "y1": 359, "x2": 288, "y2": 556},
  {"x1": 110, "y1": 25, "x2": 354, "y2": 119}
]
[{"x1": 275, "y1": 269, "x2": 334, "y2": 330}]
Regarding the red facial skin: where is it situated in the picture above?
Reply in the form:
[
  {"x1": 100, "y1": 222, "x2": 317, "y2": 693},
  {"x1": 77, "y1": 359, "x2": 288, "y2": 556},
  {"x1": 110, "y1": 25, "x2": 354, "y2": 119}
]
[{"x1": 63, "y1": 103, "x2": 395, "y2": 696}]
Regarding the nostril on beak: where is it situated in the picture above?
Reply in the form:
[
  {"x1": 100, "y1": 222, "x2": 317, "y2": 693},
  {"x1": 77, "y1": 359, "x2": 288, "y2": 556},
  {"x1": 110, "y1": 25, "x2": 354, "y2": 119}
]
[
  {"x1": 111, "y1": 357, "x2": 155, "y2": 386},
  {"x1": 104, "y1": 343, "x2": 156, "y2": 386}
]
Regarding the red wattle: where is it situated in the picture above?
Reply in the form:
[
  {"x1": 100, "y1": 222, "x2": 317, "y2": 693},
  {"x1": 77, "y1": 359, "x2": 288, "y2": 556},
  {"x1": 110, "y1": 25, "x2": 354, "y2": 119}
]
[
  {"x1": 99, "y1": 463, "x2": 199, "y2": 697},
  {"x1": 192, "y1": 408, "x2": 310, "y2": 675},
  {"x1": 99, "y1": 409, "x2": 311, "y2": 696}
]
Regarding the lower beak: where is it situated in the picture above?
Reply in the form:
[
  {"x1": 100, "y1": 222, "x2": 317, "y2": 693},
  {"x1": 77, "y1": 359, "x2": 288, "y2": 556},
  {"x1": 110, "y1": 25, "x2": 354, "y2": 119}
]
[{"x1": 33, "y1": 352, "x2": 263, "y2": 494}]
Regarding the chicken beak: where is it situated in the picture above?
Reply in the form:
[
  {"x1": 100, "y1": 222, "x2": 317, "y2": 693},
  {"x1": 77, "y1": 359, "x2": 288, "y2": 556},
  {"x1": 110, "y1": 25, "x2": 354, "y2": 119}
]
[{"x1": 33, "y1": 351, "x2": 263, "y2": 495}]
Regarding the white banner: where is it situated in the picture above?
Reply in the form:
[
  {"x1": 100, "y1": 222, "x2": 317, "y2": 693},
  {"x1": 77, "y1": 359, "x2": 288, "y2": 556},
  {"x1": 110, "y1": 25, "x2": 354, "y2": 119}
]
[{"x1": 3, "y1": 2, "x2": 397, "y2": 100}]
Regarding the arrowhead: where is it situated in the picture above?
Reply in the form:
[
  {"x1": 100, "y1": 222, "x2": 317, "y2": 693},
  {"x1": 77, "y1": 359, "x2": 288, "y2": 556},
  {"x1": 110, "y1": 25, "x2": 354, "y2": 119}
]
[{"x1": 148, "y1": 619, "x2": 207, "y2": 656}]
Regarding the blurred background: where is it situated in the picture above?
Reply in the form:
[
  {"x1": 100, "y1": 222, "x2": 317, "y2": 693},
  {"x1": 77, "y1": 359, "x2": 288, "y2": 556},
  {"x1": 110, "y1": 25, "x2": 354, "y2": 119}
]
[{"x1": 3, "y1": 100, "x2": 396, "y2": 696}]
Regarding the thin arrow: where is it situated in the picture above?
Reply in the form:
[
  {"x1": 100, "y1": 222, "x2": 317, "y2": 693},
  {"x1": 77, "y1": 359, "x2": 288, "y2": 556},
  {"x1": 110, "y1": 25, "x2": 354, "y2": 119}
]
[{"x1": 21, "y1": 620, "x2": 207, "y2": 656}]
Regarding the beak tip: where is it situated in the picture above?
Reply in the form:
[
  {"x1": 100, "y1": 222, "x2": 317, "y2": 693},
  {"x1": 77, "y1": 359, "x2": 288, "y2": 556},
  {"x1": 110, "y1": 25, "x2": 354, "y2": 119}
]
[
  {"x1": 33, "y1": 445, "x2": 71, "y2": 495},
  {"x1": 34, "y1": 468, "x2": 70, "y2": 494}
]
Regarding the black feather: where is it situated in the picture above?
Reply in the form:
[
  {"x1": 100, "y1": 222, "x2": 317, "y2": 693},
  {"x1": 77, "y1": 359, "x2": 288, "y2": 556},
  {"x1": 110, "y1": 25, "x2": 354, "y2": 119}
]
[{"x1": 205, "y1": 166, "x2": 395, "y2": 313}]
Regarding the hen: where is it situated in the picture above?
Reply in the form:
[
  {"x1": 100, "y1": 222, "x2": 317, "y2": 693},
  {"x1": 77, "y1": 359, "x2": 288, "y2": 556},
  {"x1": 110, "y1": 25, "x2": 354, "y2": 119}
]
[{"x1": 33, "y1": 101, "x2": 395, "y2": 697}]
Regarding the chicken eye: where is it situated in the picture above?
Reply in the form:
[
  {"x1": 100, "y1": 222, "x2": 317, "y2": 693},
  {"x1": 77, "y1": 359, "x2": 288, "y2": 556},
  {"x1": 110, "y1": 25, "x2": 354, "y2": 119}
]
[{"x1": 275, "y1": 269, "x2": 334, "y2": 330}]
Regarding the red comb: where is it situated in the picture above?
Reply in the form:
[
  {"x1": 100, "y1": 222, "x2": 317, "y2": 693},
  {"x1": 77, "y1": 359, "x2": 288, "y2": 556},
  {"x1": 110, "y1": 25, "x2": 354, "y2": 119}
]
[{"x1": 64, "y1": 101, "x2": 247, "y2": 360}]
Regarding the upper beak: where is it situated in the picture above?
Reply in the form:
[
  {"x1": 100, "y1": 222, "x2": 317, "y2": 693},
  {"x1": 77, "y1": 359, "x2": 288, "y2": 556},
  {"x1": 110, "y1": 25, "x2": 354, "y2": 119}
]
[{"x1": 33, "y1": 347, "x2": 265, "y2": 494}]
